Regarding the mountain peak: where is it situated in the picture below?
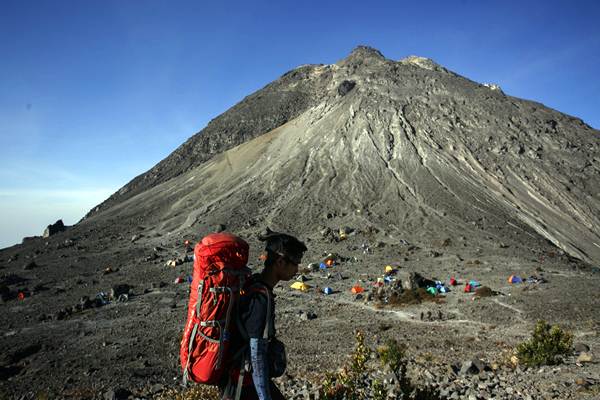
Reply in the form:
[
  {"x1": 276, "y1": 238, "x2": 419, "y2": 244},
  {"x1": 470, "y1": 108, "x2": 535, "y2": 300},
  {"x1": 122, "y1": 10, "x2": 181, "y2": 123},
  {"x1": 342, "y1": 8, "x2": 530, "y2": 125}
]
[
  {"x1": 343, "y1": 45, "x2": 386, "y2": 63},
  {"x1": 398, "y1": 55, "x2": 448, "y2": 73},
  {"x1": 350, "y1": 45, "x2": 385, "y2": 58}
]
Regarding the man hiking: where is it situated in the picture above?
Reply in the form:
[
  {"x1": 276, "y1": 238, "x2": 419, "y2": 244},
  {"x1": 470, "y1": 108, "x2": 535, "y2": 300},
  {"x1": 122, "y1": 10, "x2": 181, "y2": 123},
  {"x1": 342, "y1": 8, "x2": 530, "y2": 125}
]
[{"x1": 221, "y1": 228, "x2": 307, "y2": 400}]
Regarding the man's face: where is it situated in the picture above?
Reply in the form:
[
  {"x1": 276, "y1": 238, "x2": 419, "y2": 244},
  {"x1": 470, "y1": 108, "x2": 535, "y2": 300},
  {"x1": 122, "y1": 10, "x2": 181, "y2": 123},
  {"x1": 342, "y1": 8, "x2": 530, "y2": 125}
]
[{"x1": 276, "y1": 256, "x2": 299, "y2": 281}]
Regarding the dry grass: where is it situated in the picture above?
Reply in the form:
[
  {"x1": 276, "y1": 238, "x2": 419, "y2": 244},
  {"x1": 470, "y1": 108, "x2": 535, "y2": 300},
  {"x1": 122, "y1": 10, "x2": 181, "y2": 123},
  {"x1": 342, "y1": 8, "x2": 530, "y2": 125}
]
[
  {"x1": 387, "y1": 288, "x2": 445, "y2": 306},
  {"x1": 474, "y1": 286, "x2": 494, "y2": 297},
  {"x1": 154, "y1": 385, "x2": 220, "y2": 400}
]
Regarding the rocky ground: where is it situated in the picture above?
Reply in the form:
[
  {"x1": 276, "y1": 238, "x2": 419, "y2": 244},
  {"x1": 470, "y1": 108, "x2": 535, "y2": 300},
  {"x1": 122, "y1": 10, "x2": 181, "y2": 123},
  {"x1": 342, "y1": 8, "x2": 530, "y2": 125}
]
[
  {"x1": 1, "y1": 218, "x2": 599, "y2": 399},
  {"x1": 2, "y1": 46, "x2": 599, "y2": 399}
]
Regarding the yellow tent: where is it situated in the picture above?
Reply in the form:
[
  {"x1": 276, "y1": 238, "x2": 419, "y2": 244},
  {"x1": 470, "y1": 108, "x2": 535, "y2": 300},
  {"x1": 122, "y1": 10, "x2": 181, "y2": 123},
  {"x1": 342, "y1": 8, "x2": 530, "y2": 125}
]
[{"x1": 290, "y1": 282, "x2": 309, "y2": 291}]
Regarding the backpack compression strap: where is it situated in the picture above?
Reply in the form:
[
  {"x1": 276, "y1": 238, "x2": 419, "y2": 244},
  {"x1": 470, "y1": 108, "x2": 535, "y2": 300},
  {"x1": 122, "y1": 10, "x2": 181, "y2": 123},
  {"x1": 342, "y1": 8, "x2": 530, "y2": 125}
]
[{"x1": 182, "y1": 279, "x2": 205, "y2": 386}]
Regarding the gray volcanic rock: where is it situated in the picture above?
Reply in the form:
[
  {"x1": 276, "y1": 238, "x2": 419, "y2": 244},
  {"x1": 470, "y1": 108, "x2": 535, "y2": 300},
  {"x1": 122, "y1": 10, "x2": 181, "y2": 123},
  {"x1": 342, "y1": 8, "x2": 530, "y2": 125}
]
[
  {"x1": 337, "y1": 80, "x2": 356, "y2": 96},
  {"x1": 86, "y1": 45, "x2": 600, "y2": 265},
  {"x1": 43, "y1": 219, "x2": 66, "y2": 238}
]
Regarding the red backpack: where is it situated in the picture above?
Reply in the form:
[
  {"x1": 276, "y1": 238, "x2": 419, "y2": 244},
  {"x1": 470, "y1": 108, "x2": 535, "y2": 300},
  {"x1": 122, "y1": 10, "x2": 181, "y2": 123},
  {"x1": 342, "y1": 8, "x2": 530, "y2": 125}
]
[{"x1": 180, "y1": 232, "x2": 251, "y2": 385}]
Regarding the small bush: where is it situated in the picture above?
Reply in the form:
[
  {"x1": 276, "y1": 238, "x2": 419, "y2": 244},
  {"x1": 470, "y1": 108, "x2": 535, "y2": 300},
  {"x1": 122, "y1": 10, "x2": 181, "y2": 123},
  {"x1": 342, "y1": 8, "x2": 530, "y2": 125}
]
[
  {"x1": 516, "y1": 320, "x2": 573, "y2": 366},
  {"x1": 320, "y1": 331, "x2": 371, "y2": 400},
  {"x1": 320, "y1": 370, "x2": 355, "y2": 400},
  {"x1": 388, "y1": 288, "x2": 444, "y2": 306},
  {"x1": 474, "y1": 286, "x2": 494, "y2": 297},
  {"x1": 378, "y1": 339, "x2": 407, "y2": 376},
  {"x1": 319, "y1": 332, "x2": 441, "y2": 400},
  {"x1": 350, "y1": 331, "x2": 371, "y2": 375},
  {"x1": 371, "y1": 379, "x2": 386, "y2": 400}
]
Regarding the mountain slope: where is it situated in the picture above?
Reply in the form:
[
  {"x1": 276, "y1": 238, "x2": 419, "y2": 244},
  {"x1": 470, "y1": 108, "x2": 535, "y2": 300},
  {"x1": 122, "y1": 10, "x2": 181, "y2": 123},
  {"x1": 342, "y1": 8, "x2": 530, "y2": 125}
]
[
  {"x1": 86, "y1": 62, "x2": 333, "y2": 217},
  {"x1": 85, "y1": 46, "x2": 600, "y2": 264}
]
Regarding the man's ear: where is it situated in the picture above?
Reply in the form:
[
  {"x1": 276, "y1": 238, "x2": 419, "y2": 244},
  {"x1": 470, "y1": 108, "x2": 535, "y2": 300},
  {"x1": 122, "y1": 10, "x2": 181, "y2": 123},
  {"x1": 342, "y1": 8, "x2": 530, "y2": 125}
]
[{"x1": 274, "y1": 255, "x2": 285, "y2": 268}]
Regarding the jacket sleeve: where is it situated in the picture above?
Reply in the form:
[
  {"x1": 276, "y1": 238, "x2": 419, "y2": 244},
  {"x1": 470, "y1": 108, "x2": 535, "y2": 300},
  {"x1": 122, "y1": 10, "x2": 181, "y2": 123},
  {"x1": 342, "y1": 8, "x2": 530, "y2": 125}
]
[
  {"x1": 249, "y1": 337, "x2": 271, "y2": 400},
  {"x1": 242, "y1": 293, "x2": 268, "y2": 339}
]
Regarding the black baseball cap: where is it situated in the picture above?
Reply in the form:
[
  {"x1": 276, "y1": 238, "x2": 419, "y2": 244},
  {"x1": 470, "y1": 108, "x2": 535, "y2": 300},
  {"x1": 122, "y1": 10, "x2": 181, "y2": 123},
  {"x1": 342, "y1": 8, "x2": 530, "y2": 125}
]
[{"x1": 258, "y1": 228, "x2": 307, "y2": 265}]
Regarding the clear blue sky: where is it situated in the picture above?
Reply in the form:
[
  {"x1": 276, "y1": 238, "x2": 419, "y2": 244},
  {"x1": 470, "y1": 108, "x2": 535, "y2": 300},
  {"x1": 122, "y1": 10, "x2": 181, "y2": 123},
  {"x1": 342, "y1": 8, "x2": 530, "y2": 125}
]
[{"x1": 1, "y1": 0, "x2": 599, "y2": 248}]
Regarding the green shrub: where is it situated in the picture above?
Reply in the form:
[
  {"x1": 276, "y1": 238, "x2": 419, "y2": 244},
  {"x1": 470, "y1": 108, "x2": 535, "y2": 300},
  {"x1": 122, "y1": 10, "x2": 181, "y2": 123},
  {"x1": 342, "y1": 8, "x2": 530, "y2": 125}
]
[
  {"x1": 320, "y1": 331, "x2": 371, "y2": 400},
  {"x1": 319, "y1": 332, "x2": 441, "y2": 400},
  {"x1": 371, "y1": 379, "x2": 386, "y2": 400},
  {"x1": 378, "y1": 339, "x2": 407, "y2": 375},
  {"x1": 320, "y1": 369, "x2": 355, "y2": 400},
  {"x1": 516, "y1": 320, "x2": 573, "y2": 366},
  {"x1": 350, "y1": 330, "x2": 371, "y2": 375}
]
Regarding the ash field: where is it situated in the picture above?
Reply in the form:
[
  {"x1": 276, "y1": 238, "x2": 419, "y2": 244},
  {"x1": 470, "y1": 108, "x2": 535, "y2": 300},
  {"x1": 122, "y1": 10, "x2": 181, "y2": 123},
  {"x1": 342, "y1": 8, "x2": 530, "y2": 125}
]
[{"x1": 1, "y1": 47, "x2": 600, "y2": 399}]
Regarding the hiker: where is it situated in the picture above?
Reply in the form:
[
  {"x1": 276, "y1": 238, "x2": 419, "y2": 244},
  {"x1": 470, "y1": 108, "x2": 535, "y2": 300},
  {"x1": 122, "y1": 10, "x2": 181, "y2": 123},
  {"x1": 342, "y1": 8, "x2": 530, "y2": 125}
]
[{"x1": 221, "y1": 228, "x2": 307, "y2": 400}]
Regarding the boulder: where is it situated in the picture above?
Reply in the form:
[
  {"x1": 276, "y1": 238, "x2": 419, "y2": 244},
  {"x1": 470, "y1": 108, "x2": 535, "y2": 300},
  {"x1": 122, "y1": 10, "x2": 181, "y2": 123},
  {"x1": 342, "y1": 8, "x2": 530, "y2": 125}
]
[
  {"x1": 0, "y1": 284, "x2": 12, "y2": 303},
  {"x1": 23, "y1": 260, "x2": 38, "y2": 270},
  {"x1": 339, "y1": 226, "x2": 354, "y2": 235},
  {"x1": 21, "y1": 236, "x2": 40, "y2": 244},
  {"x1": 574, "y1": 343, "x2": 590, "y2": 353},
  {"x1": 43, "y1": 219, "x2": 66, "y2": 238},
  {"x1": 460, "y1": 359, "x2": 488, "y2": 375},
  {"x1": 320, "y1": 227, "x2": 333, "y2": 240},
  {"x1": 79, "y1": 296, "x2": 94, "y2": 310},
  {"x1": 110, "y1": 284, "x2": 132, "y2": 300},
  {"x1": 103, "y1": 388, "x2": 132, "y2": 400},
  {"x1": 298, "y1": 310, "x2": 317, "y2": 321},
  {"x1": 574, "y1": 377, "x2": 591, "y2": 388},
  {"x1": 460, "y1": 361, "x2": 478, "y2": 375},
  {"x1": 337, "y1": 80, "x2": 356, "y2": 96},
  {"x1": 401, "y1": 272, "x2": 436, "y2": 290},
  {"x1": 144, "y1": 253, "x2": 159, "y2": 262},
  {"x1": 307, "y1": 263, "x2": 319, "y2": 272},
  {"x1": 577, "y1": 352, "x2": 593, "y2": 363},
  {"x1": 214, "y1": 224, "x2": 226, "y2": 233},
  {"x1": 150, "y1": 282, "x2": 166, "y2": 290}
]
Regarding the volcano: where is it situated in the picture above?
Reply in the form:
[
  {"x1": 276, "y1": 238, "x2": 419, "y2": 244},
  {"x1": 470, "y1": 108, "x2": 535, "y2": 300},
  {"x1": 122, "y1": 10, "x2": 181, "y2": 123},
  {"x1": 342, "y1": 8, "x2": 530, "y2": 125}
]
[
  {"x1": 1, "y1": 46, "x2": 599, "y2": 399},
  {"x1": 88, "y1": 45, "x2": 600, "y2": 265}
]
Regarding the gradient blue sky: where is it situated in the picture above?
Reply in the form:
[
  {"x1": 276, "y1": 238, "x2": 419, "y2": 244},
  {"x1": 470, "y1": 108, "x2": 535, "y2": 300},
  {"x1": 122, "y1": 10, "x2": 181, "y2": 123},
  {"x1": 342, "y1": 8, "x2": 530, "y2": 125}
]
[{"x1": 1, "y1": 0, "x2": 599, "y2": 248}]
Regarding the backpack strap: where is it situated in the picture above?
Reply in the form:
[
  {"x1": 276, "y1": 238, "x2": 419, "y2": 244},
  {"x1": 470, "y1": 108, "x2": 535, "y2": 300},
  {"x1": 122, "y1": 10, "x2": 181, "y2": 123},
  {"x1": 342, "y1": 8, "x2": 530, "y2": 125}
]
[
  {"x1": 228, "y1": 281, "x2": 271, "y2": 400},
  {"x1": 213, "y1": 270, "x2": 248, "y2": 370},
  {"x1": 234, "y1": 354, "x2": 250, "y2": 400},
  {"x1": 216, "y1": 276, "x2": 239, "y2": 368},
  {"x1": 262, "y1": 286, "x2": 272, "y2": 340},
  {"x1": 221, "y1": 350, "x2": 249, "y2": 400},
  {"x1": 182, "y1": 279, "x2": 205, "y2": 386},
  {"x1": 243, "y1": 281, "x2": 273, "y2": 340}
]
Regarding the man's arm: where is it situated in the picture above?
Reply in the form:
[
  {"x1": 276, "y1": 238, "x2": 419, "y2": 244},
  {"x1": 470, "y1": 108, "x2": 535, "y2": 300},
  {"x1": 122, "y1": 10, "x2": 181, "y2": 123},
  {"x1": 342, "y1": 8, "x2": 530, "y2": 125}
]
[
  {"x1": 249, "y1": 337, "x2": 271, "y2": 400},
  {"x1": 241, "y1": 291, "x2": 272, "y2": 400}
]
